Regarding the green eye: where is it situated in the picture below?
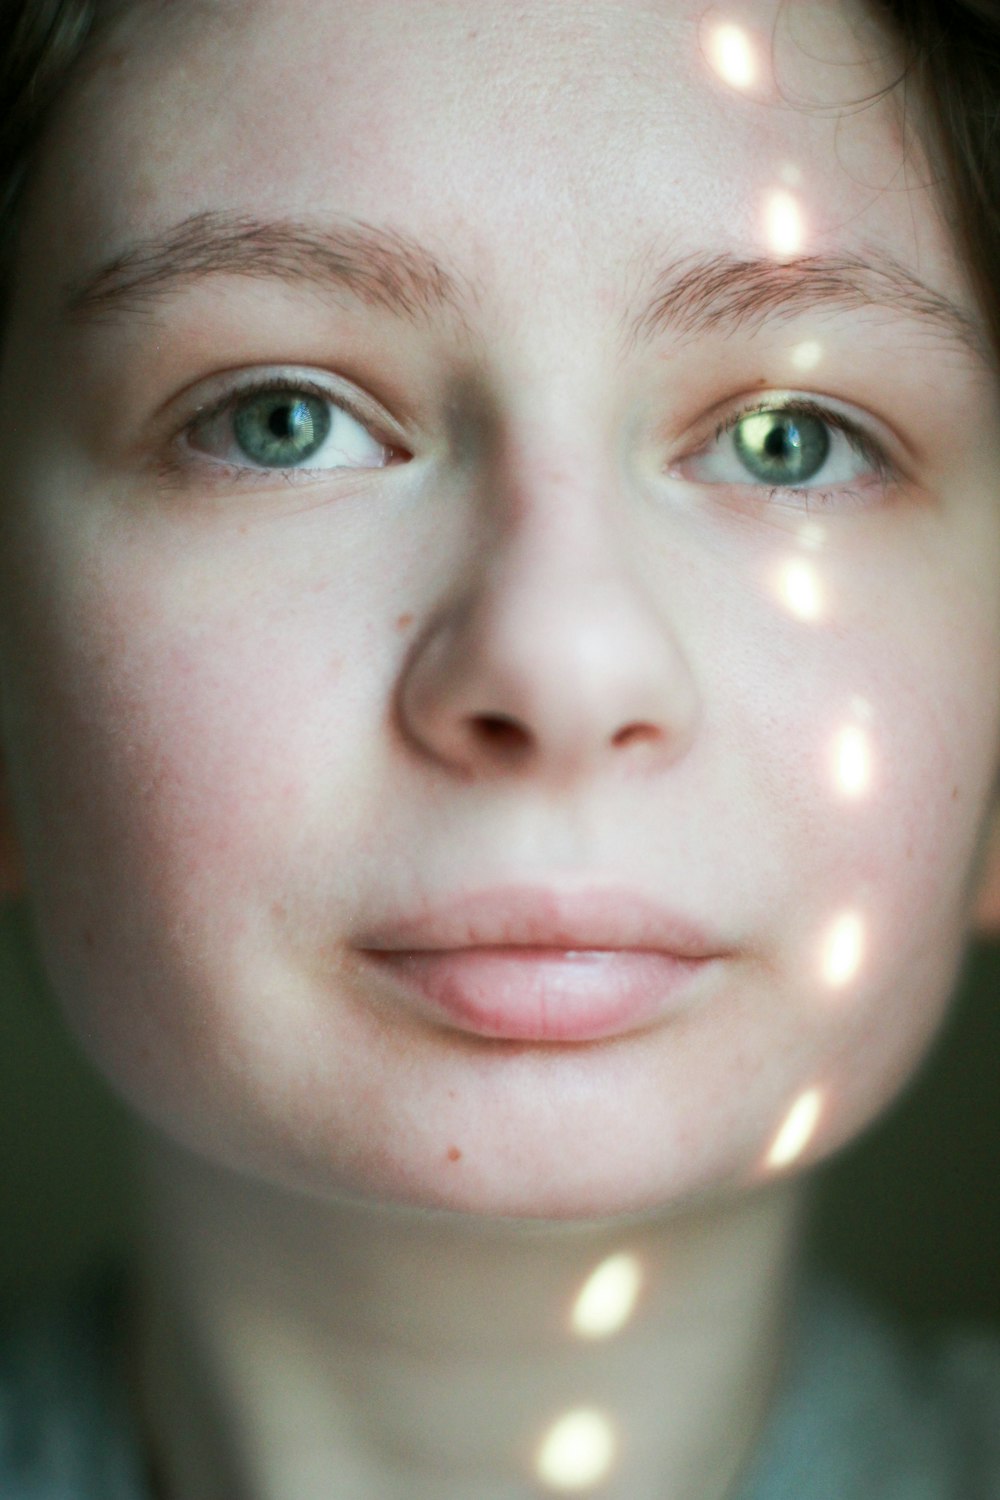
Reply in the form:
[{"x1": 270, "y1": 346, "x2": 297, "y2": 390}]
[
  {"x1": 733, "y1": 409, "x2": 830, "y2": 486},
  {"x1": 232, "y1": 392, "x2": 332, "y2": 467}
]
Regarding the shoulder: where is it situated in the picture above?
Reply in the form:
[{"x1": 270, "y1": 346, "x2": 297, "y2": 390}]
[
  {"x1": 0, "y1": 1265, "x2": 150, "y2": 1499},
  {"x1": 738, "y1": 1273, "x2": 1000, "y2": 1500}
]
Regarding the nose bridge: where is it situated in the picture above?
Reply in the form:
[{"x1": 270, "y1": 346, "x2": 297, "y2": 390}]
[
  {"x1": 479, "y1": 456, "x2": 654, "y2": 670},
  {"x1": 396, "y1": 407, "x2": 702, "y2": 783}
]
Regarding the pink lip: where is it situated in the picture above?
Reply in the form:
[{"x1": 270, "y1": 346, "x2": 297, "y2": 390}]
[{"x1": 356, "y1": 887, "x2": 727, "y2": 1042}]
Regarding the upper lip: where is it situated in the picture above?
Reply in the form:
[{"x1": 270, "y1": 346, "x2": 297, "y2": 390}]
[{"x1": 355, "y1": 885, "x2": 727, "y2": 957}]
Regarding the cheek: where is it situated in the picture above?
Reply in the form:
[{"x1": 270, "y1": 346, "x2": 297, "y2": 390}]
[
  {"x1": 0, "y1": 535, "x2": 385, "y2": 1064},
  {"x1": 735, "y1": 563, "x2": 1000, "y2": 1166}
]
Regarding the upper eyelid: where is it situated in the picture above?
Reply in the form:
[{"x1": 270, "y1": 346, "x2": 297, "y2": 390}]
[
  {"x1": 151, "y1": 360, "x2": 421, "y2": 448},
  {"x1": 716, "y1": 400, "x2": 884, "y2": 465},
  {"x1": 709, "y1": 392, "x2": 877, "y2": 440},
  {"x1": 693, "y1": 393, "x2": 899, "y2": 472},
  {"x1": 182, "y1": 371, "x2": 388, "y2": 439},
  {"x1": 719, "y1": 397, "x2": 866, "y2": 436}
]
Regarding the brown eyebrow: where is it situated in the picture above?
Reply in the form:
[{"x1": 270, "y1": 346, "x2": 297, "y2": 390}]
[
  {"x1": 622, "y1": 247, "x2": 984, "y2": 358},
  {"x1": 63, "y1": 211, "x2": 482, "y2": 331},
  {"x1": 63, "y1": 209, "x2": 985, "y2": 362}
]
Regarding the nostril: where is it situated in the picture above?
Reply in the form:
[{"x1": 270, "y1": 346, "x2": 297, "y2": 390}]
[
  {"x1": 612, "y1": 723, "x2": 661, "y2": 749},
  {"x1": 472, "y1": 714, "x2": 532, "y2": 755}
]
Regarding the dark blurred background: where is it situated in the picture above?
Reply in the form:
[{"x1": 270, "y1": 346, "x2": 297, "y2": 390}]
[{"x1": 1, "y1": 897, "x2": 997, "y2": 1327}]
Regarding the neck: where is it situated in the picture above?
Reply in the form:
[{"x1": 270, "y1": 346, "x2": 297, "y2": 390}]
[{"x1": 126, "y1": 1136, "x2": 806, "y2": 1500}]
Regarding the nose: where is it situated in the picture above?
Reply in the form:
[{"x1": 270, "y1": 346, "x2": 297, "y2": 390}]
[{"x1": 396, "y1": 463, "x2": 701, "y2": 785}]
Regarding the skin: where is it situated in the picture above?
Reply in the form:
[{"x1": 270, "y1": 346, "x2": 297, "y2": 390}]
[{"x1": 1, "y1": 1, "x2": 1000, "y2": 1495}]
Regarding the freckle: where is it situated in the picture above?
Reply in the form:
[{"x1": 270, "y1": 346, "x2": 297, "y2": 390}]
[
  {"x1": 396, "y1": 613, "x2": 414, "y2": 631},
  {"x1": 272, "y1": 901, "x2": 287, "y2": 920},
  {"x1": 82, "y1": 928, "x2": 96, "y2": 952},
  {"x1": 447, "y1": 1146, "x2": 462, "y2": 1162},
  {"x1": 952, "y1": 785, "x2": 959, "y2": 801}
]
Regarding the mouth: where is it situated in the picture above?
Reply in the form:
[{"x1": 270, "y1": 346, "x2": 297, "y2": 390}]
[
  {"x1": 355, "y1": 885, "x2": 728, "y2": 1043},
  {"x1": 361, "y1": 946, "x2": 718, "y2": 1042}
]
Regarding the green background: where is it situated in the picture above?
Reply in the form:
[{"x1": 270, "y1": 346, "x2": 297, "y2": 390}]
[{"x1": 1, "y1": 897, "x2": 997, "y2": 1325}]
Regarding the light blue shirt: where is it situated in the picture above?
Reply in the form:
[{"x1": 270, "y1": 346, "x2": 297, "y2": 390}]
[{"x1": 2, "y1": 1264, "x2": 999, "y2": 1497}]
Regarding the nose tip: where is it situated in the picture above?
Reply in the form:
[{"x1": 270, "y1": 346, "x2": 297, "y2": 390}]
[{"x1": 396, "y1": 577, "x2": 700, "y2": 784}]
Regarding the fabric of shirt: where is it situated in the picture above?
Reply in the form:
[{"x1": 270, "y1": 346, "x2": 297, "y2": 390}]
[{"x1": 1, "y1": 1262, "x2": 999, "y2": 1498}]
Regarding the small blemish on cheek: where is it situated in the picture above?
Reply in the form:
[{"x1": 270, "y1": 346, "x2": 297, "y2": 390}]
[
  {"x1": 446, "y1": 1145, "x2": 462, "y2": 1162},
  {"x1": 396, "y1": 613, "x2": 414, "y2": 632},
  {"x1": 82, "y1": 928, "x2": 96, "y2": 952}
]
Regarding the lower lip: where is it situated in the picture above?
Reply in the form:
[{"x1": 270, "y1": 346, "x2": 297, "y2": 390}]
[{"x1": 363, "y1": 948, "x2": 713, "y2": 1042}]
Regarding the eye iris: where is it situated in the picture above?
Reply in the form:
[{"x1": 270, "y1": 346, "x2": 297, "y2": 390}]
[
  {"x1": 734, "y1": 410, "x2": 830, "y2": 485},
  {"x1": 233, "y1": 392, "x2": 332, "y2": 466}
]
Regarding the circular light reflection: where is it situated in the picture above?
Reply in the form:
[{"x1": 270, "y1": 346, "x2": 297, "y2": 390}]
[
  {"x1": 821, "y1": 910, "x2": 865, "y2": 987},
  {"x1": 763, "y1": 189, "x2": 805, "y2": 258},
  {"x1": 535, "y1": 1408, "x2": 618, "y2": 1492},
  {"x1": 833, "y1": 725, "x2": 873, "y2": 799},
  {"x1": 570, "y1": 1252, "x2": 644, "y2": 1339},
  {"x1": 790, "y1": 339, "x2": 823, "y2": 372},
  {"x1": 776, "y1": 559, "x2": 824, "y2": 621},
  {"x1": 705, "y1": 22, "x2": 757, "y2": 88},
  {"x1": 764, "y1": 1086, "x2": 824, "y2": 1170}
]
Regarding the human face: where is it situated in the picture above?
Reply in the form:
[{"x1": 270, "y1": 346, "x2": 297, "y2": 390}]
[{"x1": 1, "y1": 0, "x2": 999, "y2": 1220}]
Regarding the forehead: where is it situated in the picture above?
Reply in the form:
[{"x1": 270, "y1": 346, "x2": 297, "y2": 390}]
[{"x1": 20, "y1": 0, "x2": 970, "y2": 334}]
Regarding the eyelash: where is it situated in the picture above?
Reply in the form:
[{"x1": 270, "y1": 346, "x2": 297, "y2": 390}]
[
  {"x1": 170, "y1": 374, "x2": 401, "y2": 483},
  {"x1": 706, "y1": 395, "x2": 894, "y2": 503},
  {"x1": 166, "y1": 376, "x2": 895, "y2": 511}
]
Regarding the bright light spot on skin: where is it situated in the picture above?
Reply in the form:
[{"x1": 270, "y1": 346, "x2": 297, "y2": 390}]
[
  {"x1": 570, "y1": 1253, "x2": 644, "y2": 1339},
  {"x1": 535, "y1": 1409, "x2": 618, "y2": 1492},
  {"x1": 821, "y1": 911, "x2": 865, "y2": 987},
  {"x1": 706, "y1": 22, "x2": 757, "y2": 88},
  {"x1": 764, "y1": 1087, "x2": 824, "y2": 1170},
  {"x1": 833, "y1": 725, "x2": 873, "y2": 798},
  {"x1": 776, "y1": 559, "x2": 824, "y2": 621},
  {"x1": 763, "y1": 189, "x2": 805, "y2": 259},
  {"x1": 790, "y1": 339, "x2": 822, "y2": 371}
]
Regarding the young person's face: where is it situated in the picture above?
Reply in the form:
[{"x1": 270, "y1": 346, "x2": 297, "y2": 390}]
[{"x1": 1, "y1": 0, "x2": 999, "y2": 1219}]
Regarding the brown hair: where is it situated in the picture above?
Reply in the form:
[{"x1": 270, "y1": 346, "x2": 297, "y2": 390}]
[
  {"x1": 2, "y1": 0, "x2": 1000, "y2": 354},
  {"x1": 0, "y1": 1, "x2": 98, "y2": 311},
  {"x1": 877, "y1": 0, "x2": 1000, "y2": 364}
]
